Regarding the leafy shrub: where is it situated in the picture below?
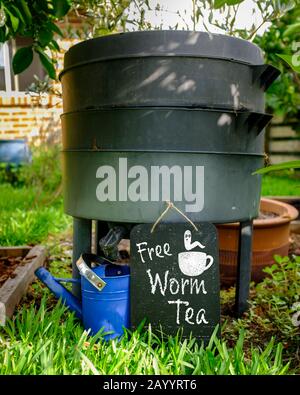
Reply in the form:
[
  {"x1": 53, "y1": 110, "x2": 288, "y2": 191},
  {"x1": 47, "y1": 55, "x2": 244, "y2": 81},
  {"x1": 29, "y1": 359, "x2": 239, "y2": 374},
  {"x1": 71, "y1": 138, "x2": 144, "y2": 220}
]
[
  {"x1": 222, "y1": 256, "x2": 300, "y2": 372},
  {"x1": 0, "y1": 163, "x2": 23, "y2": 185},
  {"x1": 254, "y1": 256, "x2": 300, "y2": 344},
  {"x1": 19, "y1": 145, "x2": 62, "y2": 195}
]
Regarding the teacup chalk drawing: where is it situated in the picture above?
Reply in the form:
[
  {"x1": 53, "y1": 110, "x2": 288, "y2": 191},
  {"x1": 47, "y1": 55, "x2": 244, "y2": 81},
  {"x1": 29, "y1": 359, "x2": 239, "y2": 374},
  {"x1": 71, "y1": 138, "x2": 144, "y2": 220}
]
[{"x1": 178, "y1": 230, "x2": 213, "y2": 277}]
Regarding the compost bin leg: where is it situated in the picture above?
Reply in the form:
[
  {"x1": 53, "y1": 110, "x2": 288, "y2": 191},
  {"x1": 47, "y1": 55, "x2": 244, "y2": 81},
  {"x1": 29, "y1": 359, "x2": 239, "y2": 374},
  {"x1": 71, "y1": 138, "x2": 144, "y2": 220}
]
[
  {"x1": 72, "y1": 217, "x2": 92, "y2": 299},
  {"x1": 235, "y1": 220, "x2": 253, "y2": 317}
]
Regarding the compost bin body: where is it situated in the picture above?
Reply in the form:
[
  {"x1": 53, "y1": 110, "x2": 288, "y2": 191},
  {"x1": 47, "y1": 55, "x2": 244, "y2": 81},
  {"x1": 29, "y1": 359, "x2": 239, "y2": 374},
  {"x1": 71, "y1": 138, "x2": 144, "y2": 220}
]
[{"x1": 60, "y1": 31, "x2": 275, "y2": 224}]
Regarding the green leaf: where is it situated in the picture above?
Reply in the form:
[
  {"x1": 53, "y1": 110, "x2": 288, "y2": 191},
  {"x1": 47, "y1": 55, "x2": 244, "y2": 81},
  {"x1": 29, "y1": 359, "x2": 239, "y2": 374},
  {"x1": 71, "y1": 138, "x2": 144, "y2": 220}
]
[
  {"x1": 36, "y1": 48, "x2": 56, "y2": 80},
  {"x1": 214, "y1": 0, "x2": 227, "y2": 8},
  {"x1": 10, "y1": 5, "x2": 25, "y2": 24},
  {"x1": 47, "y1": 21, "x2": 63, "y2": 36},
  {"x1": 38, "y1": 28, "x2": 53, "y2": 46},
  {"x1": 226, "y1": 0, "x2": 244, "y2": 5},
  {"x1": 283, "y1": 22, "x2": 300, "y2": 37},
  {"x1": 49, "y1": 39, "x2": 60, "y2": 51},
  {"x1": 5, "y1": 8, "x2": 19, "y2": 32},
  {"x1": 12, "y1": 46, "x2": 33, "y2": 74},
  {"x1": 277, "y1": 53, "x2": 300, "y2": 73},
  {"x1": 214, "y1": 0, "x2": 244, "y2": 8},
  {"x1": 253, "y1": 160, "x2": 300, "y2": 174},
  {"x1": 51, "y1": 0, "x2": 71, "y2": 18},
  {"x1": 20, "y1": 0, "x2": 32, "y2": 23}
]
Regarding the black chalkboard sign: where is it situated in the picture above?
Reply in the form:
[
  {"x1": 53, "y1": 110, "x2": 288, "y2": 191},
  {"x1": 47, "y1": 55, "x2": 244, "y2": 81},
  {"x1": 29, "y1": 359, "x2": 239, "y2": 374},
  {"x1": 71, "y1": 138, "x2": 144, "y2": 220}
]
[{"x1": 130, "y1": 222, "x2": 220, "y2": 342}]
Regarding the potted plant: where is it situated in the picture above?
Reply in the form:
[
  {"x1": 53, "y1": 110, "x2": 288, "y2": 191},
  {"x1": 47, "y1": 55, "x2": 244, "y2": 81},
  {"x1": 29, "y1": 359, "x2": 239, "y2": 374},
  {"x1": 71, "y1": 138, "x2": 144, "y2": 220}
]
[{"x1": 218, "y1": 198, "x2": 298, "y2": 286}]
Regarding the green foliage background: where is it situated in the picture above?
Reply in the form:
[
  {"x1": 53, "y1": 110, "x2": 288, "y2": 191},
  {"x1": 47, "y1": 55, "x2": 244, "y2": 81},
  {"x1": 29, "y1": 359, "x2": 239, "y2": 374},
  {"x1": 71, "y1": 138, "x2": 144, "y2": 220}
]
[{"x1": 255, "y1": 6, "x2": 300, "y2": 121}]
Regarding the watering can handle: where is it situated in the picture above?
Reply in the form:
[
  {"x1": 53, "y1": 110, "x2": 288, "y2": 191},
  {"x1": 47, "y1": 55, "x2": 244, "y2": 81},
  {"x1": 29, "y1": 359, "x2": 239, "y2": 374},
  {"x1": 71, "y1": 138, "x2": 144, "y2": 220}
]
[{"x1": 76, "y1": 254, "x2": 106, "y2": 292}]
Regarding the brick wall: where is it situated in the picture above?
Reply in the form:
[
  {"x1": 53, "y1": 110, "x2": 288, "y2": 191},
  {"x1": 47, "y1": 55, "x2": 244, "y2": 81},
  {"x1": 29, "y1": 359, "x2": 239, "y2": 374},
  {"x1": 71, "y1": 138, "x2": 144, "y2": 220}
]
[
  {"x1": 0, "y1": 92, "x2": 62, "y2": 145},
  {"x1": 0, "y1": 38, "x2": 79, "y2": 146}
]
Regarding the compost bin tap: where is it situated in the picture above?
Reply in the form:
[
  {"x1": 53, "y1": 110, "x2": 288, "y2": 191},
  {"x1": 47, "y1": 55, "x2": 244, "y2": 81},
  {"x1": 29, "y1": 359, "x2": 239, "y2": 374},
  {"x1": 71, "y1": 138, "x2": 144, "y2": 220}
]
[{"x1": 99, "y1": 226, "x2": 127, "y2": 261}]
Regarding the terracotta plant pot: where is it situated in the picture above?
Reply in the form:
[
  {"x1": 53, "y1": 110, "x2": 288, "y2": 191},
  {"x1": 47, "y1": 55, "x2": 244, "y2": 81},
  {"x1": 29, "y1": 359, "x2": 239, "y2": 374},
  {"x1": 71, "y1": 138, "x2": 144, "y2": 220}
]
[{"x1": 217, "y1": 198, "x2": 298, "y2": 286}]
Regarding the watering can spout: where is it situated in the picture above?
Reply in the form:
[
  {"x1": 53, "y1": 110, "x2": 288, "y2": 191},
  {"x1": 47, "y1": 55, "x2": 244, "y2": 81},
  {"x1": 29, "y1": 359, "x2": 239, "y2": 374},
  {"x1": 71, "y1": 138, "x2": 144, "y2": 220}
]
[{"x1": 35, "y1": 267, "x2": 83, "y2": 321}]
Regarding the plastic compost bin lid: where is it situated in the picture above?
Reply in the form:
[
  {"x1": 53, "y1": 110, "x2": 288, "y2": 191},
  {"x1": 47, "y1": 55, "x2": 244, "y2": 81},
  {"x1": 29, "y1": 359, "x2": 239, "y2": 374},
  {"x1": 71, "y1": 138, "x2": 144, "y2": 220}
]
[{"x1": 61, "y1": 30, "x2": 264, "y2": 77}]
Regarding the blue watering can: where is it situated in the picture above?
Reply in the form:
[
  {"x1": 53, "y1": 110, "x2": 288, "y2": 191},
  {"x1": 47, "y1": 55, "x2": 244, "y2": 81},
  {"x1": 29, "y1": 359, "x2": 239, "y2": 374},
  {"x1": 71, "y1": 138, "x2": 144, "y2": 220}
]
[{"x1": 35, "y1": 254, "x2": 130, "y2": 340}]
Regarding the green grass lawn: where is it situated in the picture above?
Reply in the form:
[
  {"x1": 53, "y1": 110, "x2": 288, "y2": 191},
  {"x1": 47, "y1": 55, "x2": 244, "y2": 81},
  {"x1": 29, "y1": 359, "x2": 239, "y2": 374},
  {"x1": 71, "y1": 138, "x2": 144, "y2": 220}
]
[
  {"x1": 0, "y1": 296, "x2": 291, "y2": 375},
  {"x1": 261, "y1": 171, "x2": 300, "y2": 196},
  {"x1": 0, "y1": 255, "x2": 298, "y2": 374},
  {"x1": 0, "y1": 150, "x2": 299, "y2": 374},
  {"x1": 0, "y1": 147, "x2": 71, "y2": 246},
  {"x1": 0, "y1": 184, "x2": 70, "y2": 246}
]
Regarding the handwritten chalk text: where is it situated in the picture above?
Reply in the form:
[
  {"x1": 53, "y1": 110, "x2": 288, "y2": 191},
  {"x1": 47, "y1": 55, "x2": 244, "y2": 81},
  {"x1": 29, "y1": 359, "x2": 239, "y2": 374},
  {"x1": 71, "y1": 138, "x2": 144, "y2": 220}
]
[
  {"x1": 168, "y1": 299, "x2": 209, "y2": 325},
  {"x1": 146, "y1": 269, "x2": 207, "y2": 296}
]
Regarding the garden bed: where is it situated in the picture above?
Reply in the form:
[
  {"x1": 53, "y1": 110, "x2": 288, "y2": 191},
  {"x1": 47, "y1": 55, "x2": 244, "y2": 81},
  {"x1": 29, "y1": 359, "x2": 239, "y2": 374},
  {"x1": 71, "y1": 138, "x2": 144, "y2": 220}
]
[{"x1": 0, "y1": 245, "x2": 47, "y2": 325}]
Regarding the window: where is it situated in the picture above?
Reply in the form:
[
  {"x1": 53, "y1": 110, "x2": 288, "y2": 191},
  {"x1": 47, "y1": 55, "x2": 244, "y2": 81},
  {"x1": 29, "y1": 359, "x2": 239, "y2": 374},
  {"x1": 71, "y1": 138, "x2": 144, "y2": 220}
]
[{"x1": 0, "y1": 37, "x2": 46, "y2": 92}]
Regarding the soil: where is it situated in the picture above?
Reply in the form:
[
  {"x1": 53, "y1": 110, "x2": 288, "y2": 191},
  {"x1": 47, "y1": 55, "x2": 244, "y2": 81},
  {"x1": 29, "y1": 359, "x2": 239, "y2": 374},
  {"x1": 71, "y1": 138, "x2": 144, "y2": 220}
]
[
  {"x1": 258, "y1": 210, "x2": 278, "y2": 219},
  {"x1": 0, "y1": 256, "x2": 25, "y2": 288}
]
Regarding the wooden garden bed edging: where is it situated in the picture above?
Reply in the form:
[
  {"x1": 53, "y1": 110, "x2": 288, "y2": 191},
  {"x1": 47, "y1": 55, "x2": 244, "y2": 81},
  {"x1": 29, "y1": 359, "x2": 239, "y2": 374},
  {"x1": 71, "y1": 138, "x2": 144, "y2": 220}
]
[{"x1": 0, "y1": 245, "x2": 47, "y2": 326}]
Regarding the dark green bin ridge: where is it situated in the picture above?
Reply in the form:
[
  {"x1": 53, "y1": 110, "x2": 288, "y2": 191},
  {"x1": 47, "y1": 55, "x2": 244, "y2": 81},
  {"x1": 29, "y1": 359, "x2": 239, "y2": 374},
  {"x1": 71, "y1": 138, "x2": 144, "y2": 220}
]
[
  {"x1": 62, "y1": 151, "x2": 263, "y2": 223},
  {"x1": 62, "y1": 30, "x2": 263, "y2": 69},
  {"x1": 61, "y1": 108, "x2": 271, "y2": 153},
  {"x1": 60, "y1": 31, "x2": 279, "y2": 112}
]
